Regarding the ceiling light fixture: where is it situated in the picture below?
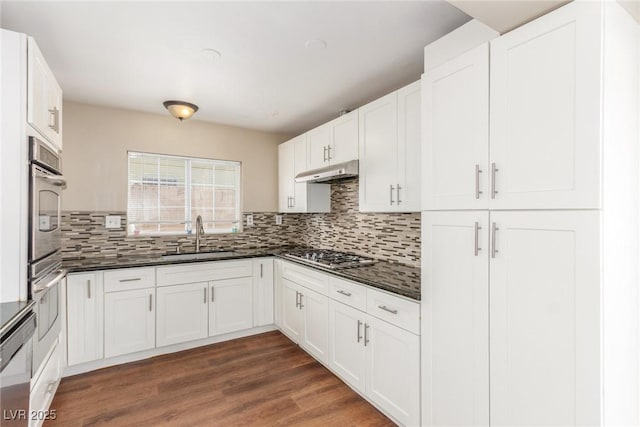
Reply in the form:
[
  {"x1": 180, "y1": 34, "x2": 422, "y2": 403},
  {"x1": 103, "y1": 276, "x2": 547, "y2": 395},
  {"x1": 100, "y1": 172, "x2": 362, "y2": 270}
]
[{"x1": 163, "y1": 100, "x2": 199, "y2": 121}]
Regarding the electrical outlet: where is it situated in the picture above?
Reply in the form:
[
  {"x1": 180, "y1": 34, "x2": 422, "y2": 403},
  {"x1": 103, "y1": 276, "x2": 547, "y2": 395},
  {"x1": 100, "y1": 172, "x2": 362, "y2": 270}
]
[
  {"x1": 246, "y1": 214, "x2": 254, "y2": 226},
  {"x1": 275, "y1": 215, "x2": 283, "y2": 225},
  {"x1": 105, "y1": 215, "x2": 122, "y2": 229}
]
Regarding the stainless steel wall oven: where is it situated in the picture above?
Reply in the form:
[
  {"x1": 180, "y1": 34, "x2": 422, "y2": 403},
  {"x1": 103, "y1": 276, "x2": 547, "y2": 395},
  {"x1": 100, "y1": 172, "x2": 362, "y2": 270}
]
[{"x1": 28, "y1": 137, "x2": 66, "y2": 372}]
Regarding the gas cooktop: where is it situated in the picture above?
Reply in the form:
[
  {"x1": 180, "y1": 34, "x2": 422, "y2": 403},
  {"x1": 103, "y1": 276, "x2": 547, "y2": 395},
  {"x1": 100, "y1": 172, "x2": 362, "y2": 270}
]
[{"x1": 282, "y1": 249, "x2": 376, "y2": 270}]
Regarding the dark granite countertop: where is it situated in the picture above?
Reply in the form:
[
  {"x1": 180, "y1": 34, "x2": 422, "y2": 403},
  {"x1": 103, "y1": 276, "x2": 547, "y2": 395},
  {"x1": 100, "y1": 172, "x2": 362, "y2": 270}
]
[{"x1": 62, "y1": 247, "x2": 421, "y2": 300}]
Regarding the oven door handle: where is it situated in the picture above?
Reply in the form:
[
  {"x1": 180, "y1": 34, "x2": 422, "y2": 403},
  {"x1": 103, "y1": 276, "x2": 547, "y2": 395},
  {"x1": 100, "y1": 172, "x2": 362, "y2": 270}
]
[
  {"x1": 38, "y1": 174, "x2": 67, "y2": 189},
  {"x1": 33, "y1": 269, "x2": 67, "y2": 295}
]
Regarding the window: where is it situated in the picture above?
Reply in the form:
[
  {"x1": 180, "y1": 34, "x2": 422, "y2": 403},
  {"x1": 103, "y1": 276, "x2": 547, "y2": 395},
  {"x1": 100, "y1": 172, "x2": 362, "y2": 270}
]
[{"x1": 127, "y1": 152, "x2": 241, "y2": 235}]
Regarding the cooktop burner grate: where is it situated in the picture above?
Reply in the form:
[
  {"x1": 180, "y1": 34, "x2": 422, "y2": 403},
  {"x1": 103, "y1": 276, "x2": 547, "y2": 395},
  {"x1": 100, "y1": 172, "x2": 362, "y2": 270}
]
[{"x1": 282, "y1": 249, "x2": 376, "y2": 270}]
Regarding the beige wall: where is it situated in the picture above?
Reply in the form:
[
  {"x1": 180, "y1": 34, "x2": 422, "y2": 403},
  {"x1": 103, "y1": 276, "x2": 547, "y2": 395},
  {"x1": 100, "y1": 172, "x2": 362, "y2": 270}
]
[{"x1": 62, "y1": 101, "x2": 290, "y2": 212}]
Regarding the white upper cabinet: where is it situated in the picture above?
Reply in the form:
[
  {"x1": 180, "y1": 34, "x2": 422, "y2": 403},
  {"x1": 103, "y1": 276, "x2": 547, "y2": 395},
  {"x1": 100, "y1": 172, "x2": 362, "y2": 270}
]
[
  {"x1": 278, "y1": 135, "x2": 330, "y2": 213},
  {"x1": 307, "y1": 110, "x2": 358, "y2": 170},
  {"x1": 489, "y1": 3, "x2": 601, "y2": 209},
  {"x1": 424, "y1": 2, "x2": 604, "y2": 211},
  {"x1": 27, "y1": 37, "x2": 62, "y2": 151},
  {"x1": 422, "y1": 44, "x2": 490, "y2": 210},
  {"x1": 359, "y1": 80, "x2": 421, "y2": 212}
]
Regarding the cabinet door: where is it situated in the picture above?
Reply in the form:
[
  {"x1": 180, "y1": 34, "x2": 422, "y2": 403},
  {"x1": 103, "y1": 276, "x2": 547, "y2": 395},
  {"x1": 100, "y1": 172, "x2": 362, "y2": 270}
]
[
  {"x1": 156, "y1": 282, "x2": 208, "y2": 347},
  {"x1": 307, "y1": 123, "x2": 331, "y2": 170},
  {"x1": 67, "y1": 273, "x2": 103, "y2": 366},
  {"x1": 292, "y1": 134, "x2": 308, "y2": 212},
  {"x1": 422, "y1": 211, "x2": 489, "y2": 427},
  {"x1": 358, "y1": 92, "x2": 398, "y2": 212},
  {"x1": 209, "y1": 277, "x2": 253, "y2": 336},
  {"x1": 328, "y1": 300, "x2": 366, "y2": 393},
  {"x1": 299, "y1": 286, "x2": 329, "y2": 364},
  {"x1": 490, "y1": 2, "x2": 601, "y2": 209},
  {"x1": 46, "y1": 76, "x2": 63, "y2": 150},
  {"x1": 27, "y1": 37, "x2": 53, "y2": 143},
  {"x1": 365, "y1": 315, "x2": 420, "y2": 427},
  {"x1": 423, "y1": 44, "x2": 489, "y2": 210},
  {"x1": 104, "y1": 288, "x2": 155, "y2": 358},
  {"x1": 280, "y1": 279, "x2": 303, "y2": 342},
  {"x1": 254, "y1": 258, "x2": 274, "y2": 327},
  {"x1": 396, "y1": 80, "x2": 421, "y2": 212},
  {"x1": 278, "y1": 142, "x2": 293, "y2": 212},
  {"x1": 329, "y1": 110, "x2": 359, "y2": 164},
  {"x1": 489, "y1": 211, "x2": 600, "y2": 426}
]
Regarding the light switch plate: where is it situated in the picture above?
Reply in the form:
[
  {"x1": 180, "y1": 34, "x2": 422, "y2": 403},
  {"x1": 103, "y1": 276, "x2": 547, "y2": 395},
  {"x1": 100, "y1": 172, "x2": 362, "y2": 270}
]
[
  {"x1": 275, "y1": 215, "x2": 283, "y2": 225},
  {"x1": 105, "y1": 215, "x2": 122, "y2": 229},
  {"x1": 246, "y1": 214, "x2": 254, "y2": 226}
]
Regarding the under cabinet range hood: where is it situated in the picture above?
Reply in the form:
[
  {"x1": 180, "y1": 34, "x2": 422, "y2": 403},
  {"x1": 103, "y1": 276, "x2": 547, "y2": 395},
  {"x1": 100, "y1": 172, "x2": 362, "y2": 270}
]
[{"x1": 295, "y1": 160, "x2": 358, "y2": 183}]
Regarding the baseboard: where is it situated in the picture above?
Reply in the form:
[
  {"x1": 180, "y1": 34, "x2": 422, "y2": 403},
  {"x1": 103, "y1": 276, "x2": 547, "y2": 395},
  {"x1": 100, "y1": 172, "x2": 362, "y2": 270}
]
[{"x1": 63, "y1": 325, "x2": 277, "y2": 377}]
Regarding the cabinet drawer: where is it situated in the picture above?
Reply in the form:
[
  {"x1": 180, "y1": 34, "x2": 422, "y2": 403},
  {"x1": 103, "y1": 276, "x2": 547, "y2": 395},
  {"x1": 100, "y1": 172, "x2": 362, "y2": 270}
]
[
  {"x1": 30, "y1": 339, "x2": 61, "y2": 427},
  {"x1": 104, "y1": 267, "x2": 155, "y2": 292},
  {"x1": 366, "y1": 288, "x2": 420, "y2": 334},
  {"x1": 157, "y1": 260, "x2": 252, "y2": 287},
  {"x1": 282, "y1": 261, "x2": 328, "y2": 295},
  {"x1": 329, "y1": 276, "x2": 366, "y2": 311}
]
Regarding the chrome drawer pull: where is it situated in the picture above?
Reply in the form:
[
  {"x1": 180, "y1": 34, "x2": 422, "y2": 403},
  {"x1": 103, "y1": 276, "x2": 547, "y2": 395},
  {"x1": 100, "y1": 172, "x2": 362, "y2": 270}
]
[
  {"x1": 378, "y1": 305, "x2": 398, "y2": 315},
  {"x1": 119, "y1": 277, "x2": 141, "y2": 282},
  {"x1": 149, "y1": 294, "x2": 153, "y2": 312},
  {"x1": 364, "y1": 323, "x2": 370, "y2": 346},
  {"x1": 87, "y1": 280, "x2": 91, "y2": 299},
  {"x1": 336, "y1": 290, "x2": 352, "y2": 297},
  {"x1": 357, "y1": 320, "x2": 362, "y2": 343}
]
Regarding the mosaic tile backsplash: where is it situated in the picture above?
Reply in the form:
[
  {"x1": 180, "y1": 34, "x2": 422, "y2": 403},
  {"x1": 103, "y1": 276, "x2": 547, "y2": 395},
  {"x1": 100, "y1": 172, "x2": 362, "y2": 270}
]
[{"x1": 61, "y1": 178, "x2": 421, "y2": 267}]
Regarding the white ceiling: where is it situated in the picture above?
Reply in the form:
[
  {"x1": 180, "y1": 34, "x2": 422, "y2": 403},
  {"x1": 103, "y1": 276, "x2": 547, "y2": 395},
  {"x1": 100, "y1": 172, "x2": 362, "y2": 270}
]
[{"x1": 0, "y1": 1, "x2": 470, "y2": 135}]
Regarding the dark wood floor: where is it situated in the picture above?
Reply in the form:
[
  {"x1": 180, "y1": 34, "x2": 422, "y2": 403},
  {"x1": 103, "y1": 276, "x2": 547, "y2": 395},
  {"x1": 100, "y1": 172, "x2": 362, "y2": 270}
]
[{"x1": 46, "y1": 331, "x2": 395, "y2": 426}]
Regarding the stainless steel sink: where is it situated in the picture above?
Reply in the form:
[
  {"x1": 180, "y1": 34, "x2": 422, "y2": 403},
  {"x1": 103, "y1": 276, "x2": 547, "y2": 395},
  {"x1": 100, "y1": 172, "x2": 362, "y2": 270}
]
[{"x1": 161, "y1": 251, "x2": 237, "y2": 261}]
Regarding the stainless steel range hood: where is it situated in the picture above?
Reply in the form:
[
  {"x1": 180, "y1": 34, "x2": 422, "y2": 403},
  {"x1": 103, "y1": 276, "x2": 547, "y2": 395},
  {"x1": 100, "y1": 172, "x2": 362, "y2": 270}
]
[{"x1": 295, "y1": 160, "x2": 358, "y2": 183}]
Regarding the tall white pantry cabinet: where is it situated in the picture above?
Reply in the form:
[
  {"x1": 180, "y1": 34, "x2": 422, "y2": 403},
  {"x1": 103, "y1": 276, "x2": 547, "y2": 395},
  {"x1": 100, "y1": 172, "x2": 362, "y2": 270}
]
[{"x1": 421, "y1": 2, "x2": 639, "y2": 427}]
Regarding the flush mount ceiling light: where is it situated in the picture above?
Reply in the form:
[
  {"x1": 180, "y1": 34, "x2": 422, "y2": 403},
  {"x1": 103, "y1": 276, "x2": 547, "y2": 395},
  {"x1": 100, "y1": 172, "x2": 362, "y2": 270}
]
[{"x1": 163, "y1": 100, "x2": 199, "y2": 121}]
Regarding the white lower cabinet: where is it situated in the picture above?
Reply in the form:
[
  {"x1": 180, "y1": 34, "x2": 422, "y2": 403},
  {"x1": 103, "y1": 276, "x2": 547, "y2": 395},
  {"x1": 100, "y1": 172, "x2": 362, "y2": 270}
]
[
  {"x1": 298, "y1": 285, "x2": 329, "y2": 364},
  {"x1": 30, "y1": 339, "x2": 61, "y2": 427},
  {"x1": 209, "y1": 277, "x2": 253, "y2": 336},
  {"x1": 328, "y1": 300, "x2": 367, "y2": 392},
  {"x1": 422, "y1": 210, "x2": 601, "y2": 426},
  {"x1": 67, "y1": 272, "x2": 103, "y2": 366},
  {"x1": 104, "y1": 288, "x2": 156, "y2": 358},
  {"x1": 280, "y1": 277, "x2": 329, "y2": 365},
  {"x1": 280, "y1": 278, "x2": 303, "y2": 342},
  {"x1": 156, "y1": 282, "x2": 208, "y2": 347},
  {"x1": 329, "y1": 299, "x2": 420, "y2": 426},
  {"x1": 253, "y1": 258, "x2": 274, "y2": 327}
]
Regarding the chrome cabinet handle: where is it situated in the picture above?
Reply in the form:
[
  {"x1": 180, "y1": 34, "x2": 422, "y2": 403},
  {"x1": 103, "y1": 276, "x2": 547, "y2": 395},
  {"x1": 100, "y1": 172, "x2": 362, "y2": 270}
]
[
  {"x1": 389, "y1": 185, "x2": 395, "y2": 205},
  {"x1": 87, "y1": 280, "x2": 91, "y2": 299},
  {"x1": 364, "y1": 323, "x2": 370, "y2": 346},
  {"x1": 474, "y1": 221, "x2": 482, "y2": 256},
  {"x1": 378, "y1": 305, "x2": 398, "y2": 315},
  {"x1": 491, "y1": 163, "x2": 499, "y2": 199},
  {"x1": 491, "y1": 222, "x2": 499, "y2": 258},
  {"x1": 475, "y1": 164, "x2": 483, "y2": 199},
  {"x1": 211, "y1": 286, "x2": 215, "y2": 302},
  {"x1": 48, "y1": 107, "x2": 59, "y2": 133},
  {"x1": 204, "y1": 287, "x2": 207, "y2": 304},
  {"x1": 396, "y1": 184, "x2": 402, "y2": 205},
  {"x1": 323, "y1": 146, "x2": 328, "y2": 162},
  {"x1": 357, "y1": 320, "x2": 362, "y2": 343},
  {"x1": 295, "y1": 291, "x2": 299, "y2": 308},
  {"x1": 327, "y1": 145, "x2": 332, "y2": 161},
  {"x1": 260, "y1": 264, "x2": 263, "y2": 278},
  {"x1": 337, "y1": 290, "x2": 352, "y2": 297},
  {"x1": 119, "y1": 277, "x2": 141, "y2": 283},
  {"x1": 149, "y1": 294, "x2": 153, "y2": 312},
  {"x1": 298, "y1": 293, "x2": 304, "y2": 309}
]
